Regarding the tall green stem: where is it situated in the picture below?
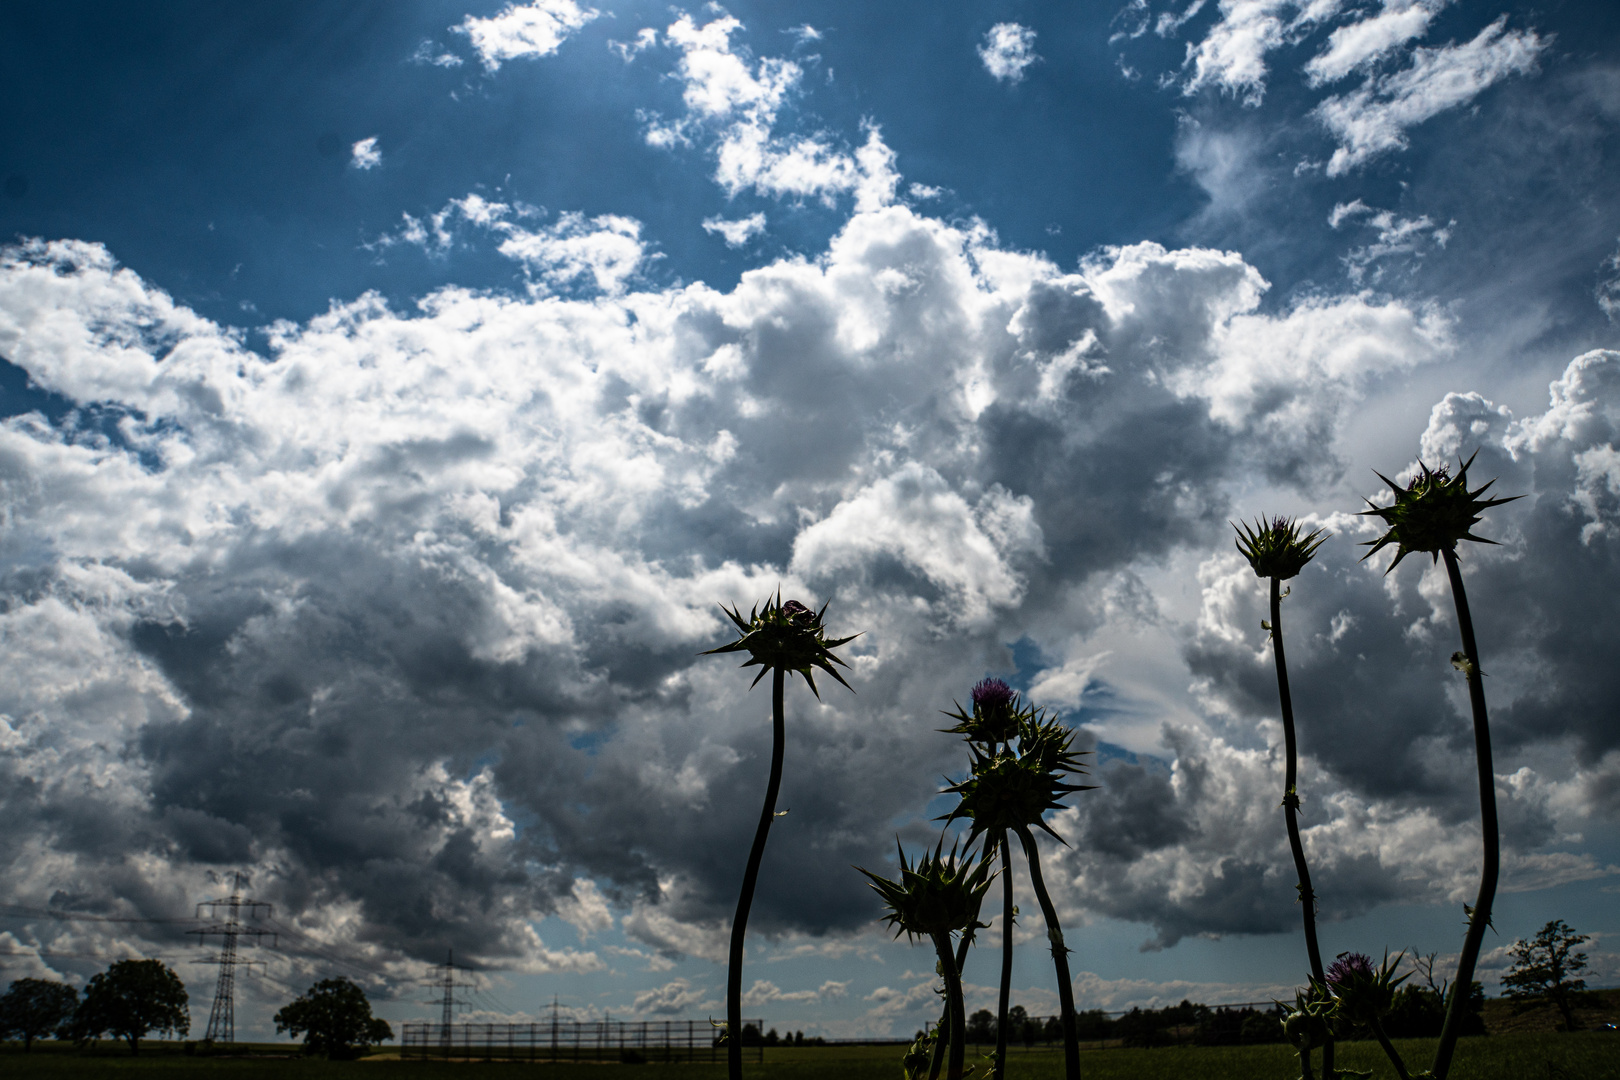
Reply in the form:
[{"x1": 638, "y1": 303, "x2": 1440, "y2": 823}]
[
  {"x1": 727, "y1": 667, "x2": 785, "y2": 1080},
  {"x1": 927, "y1": 1003, "x2": 948, "y2": 1080},
  {"x1": 1270, "y1": 578, "x2": 1335, "y2": 1079},
  {"x1": 928, "y1": 932, "x2": 975, "y2": 1080},
  {"x1": 1431, "y1": 548, "x2": 1499, "y2": 1080},
  {"x1": 1015, "y1": 826, "x2": 1080, "y2": 1080},
  {"x1": 1369, "y1": 1016, "x2": 1413, "y2": 1080},
  {"x1": 993, "y1": 830, "x2": 1013, "y2": 1080},
  {"x1": 934, "y1": 933, "x2": 967, "y2": 1080}
]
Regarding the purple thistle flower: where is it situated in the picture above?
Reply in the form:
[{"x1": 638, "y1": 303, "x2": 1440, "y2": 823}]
[
  {"x1": 971, "y1": 678, "x2": 1015, "y2": 713},
  {"x1": 1327, "y1": 952, "x2": 1374, "y2": 987},
  {"x1": 780, "y1": 599, "x2": 814, "y2": 625}
]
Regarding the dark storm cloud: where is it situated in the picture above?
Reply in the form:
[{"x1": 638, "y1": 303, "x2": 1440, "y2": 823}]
[{"x1": 0, "y1": 207, "x2": 1590, "y2": 978}]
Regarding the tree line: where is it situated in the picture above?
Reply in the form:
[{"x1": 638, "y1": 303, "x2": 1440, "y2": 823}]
[{"x1": 0, "y1": 960, "x2": 391, "y2": 1058}]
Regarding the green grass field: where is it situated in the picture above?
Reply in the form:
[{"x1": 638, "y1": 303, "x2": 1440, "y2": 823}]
[{"x1": 3, "y1": 1032, "x2": 1617, "y2": 1080}]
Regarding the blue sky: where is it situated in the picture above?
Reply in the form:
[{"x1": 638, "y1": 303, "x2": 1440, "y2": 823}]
[{"x1": 2, "y1": 0, "x2": 1619, "y2": 1041}]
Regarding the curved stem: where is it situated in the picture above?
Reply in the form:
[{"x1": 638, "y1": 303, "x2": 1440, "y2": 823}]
[
  {"x1": 935, "y1": 933, "x2": 967, "y2": 1080},
  {"x1": 727, "y1": 667, "x2": 786, "y2": 1080},
  {"x1": 994, "y1": 830, "x2": 1013, "y2": 1080},
  {"x1": 1271, "y1": 578, "x2": 1334, "y2": 1078},
  {"x1": 1431, "y1": 548, "x2": 1499, "y2": 1080},
  {"x1": 928, "y1": 930, "x2": 974, "y2": 1080},
  {"x1": 1369, "y1": 1016, "x2": 1413, "y2": 1080},
  {"x1": 1015, "y1": 826, "x2": 1079, "y2": 1080},
  {"x1": 927, "y1": 999, "x2": 948, "y2": 1080}
]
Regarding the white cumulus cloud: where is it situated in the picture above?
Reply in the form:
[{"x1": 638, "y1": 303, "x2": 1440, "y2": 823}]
[
  {"x1": 702, "y1": 212, "x2": 767, "y2": 247},
  {"x1": 456, "y1": 0, "x2": 599, "y2": 70},
  {"x1": 349, "y1": 136, "x2": 381, "y2": 170},
  {"x1": 979, "y1": 23, "x2": 1039, "y2": 84},
  {"x1": 642, "y1": 15, "x2": 899, "y2": 210}
]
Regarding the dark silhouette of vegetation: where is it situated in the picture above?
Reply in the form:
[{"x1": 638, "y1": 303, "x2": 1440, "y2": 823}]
[
  {"x1": 940, "y1": 697, "x2": 1094, "y2": 1080},
  {"x1": 273, "y1": 977, "x2": 393, "y2": 1059},
  {"x1": 70, "y1": 959, "x2": 189, "y2": 1055},
  {"x1": 0, "y1": 978, "x2": 78, "y2": 1051},
  {"x1": 857, "y1": 837, "x2": 994, "y2": 1080},
  {"x1": 704, "y1": 594, "x2": 857, "y2": 1080},
  {"x1": 1502, "y1": 920, "x2": 1591, "y2": 1031},
  {"x1": 1326, "y1": 951, "x2": 1412, "y2": 1079},
  {"x1": 938, "y1": 676, "x2": 1020, "y2": 1080},
  {"x1": 1382, "y1": 951, "x2": 1484, "y2": 1039},
  {"x1": 1361, "y1": 451, "x2": 1519, "y2": 1080},
  {"x1": 1235, "y1": 515, "x2": 1336, "y2": 1080}
]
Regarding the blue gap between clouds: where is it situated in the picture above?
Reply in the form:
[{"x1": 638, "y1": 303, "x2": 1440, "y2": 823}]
[
  {"x1": 0, "y1": 357, "x2": 172, "y2": 472},
  {"x1": 911, "y1": 636, "x2": 1162, "y2": 853}
]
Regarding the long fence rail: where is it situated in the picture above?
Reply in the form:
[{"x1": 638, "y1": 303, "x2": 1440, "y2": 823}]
[{"x1": 399, "y1": 1019, "x2": 766, "y2": 1062}]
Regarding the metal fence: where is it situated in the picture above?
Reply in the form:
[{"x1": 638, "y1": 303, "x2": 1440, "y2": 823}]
[{"x1": 399, "y1": 1019, "x2": 767, "y2": 1062}]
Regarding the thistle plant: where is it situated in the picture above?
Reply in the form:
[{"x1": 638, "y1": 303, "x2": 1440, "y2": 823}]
[
  {"x1": 1280, "y1": 987, "x2": 1336, "y2": 1080},
  {"x1": 1326, "y1": 951, "x2": 1411, "y2": 1080},
  {"x1": 1360, "y1": 452, "x2": 1519, "y2": 1080},
  {"x1": 938, "y1": 677, "x2": 1021, "y2": 1080},
  {"x1": 902, "y1": 1029, "x2": 937, "y2": 1080},
  {"x1": 941, "y1": 678, "x2": 1021, "y2": 746},
  {"x1": 1234, "y1": 516, "x2": 1336, "y2": 1078},
  {"x1": 704, "y1": 594, "x2": 858, "y2": 1080},
  {"x1": 941, "y1": 706, "x2": 1094, "y2": 1080},
  {"x1": 858, "y1": 838, "x2": 996, "y2": 1080}
]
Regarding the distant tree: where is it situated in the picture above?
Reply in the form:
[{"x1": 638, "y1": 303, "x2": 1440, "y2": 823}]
[
  {"x1": 1071, "y1": 1009, "x2": 1112, "y2": 1042},
  {"x1": 1382, "y1": 983, "x2": 1447, "y2": 1039},
  {"x1": 1388, "y1": 950, "x2": 1484, "y2": 1039},
  {"x1": 964, "y1": 1009, "x2": 995, "y2": 1045},
  {"x1": 1239, "y1": 1010, "x2": 1284, "y2": 1044},
  {"x1": 0, "y1": 978, "x2": 79, "y2": 1051},
  {"x1": 72, "y1": 960, "x2": 189, "y2": 1054},
  {"x1": 1116, "y1": 1007, "x2": 1169, "y2": 1049},
  {"x1": 1004, "y1": 1005, "x2": 1033, "y2": 1047},
  {"x1": 273, "y1": 978, "x2": 393, "y2": 1059},
  {"x1": 1502, "y1": 919, "x2": 1590, "y2": 1031}
]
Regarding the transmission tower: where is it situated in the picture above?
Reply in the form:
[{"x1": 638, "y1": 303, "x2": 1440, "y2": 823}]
[
  {"x1": 424, "y1": 949, "x2": 475, "y2": 1049},
  {"x1": 189, "y1": 872, "x2": 276, "y2": 1043}
]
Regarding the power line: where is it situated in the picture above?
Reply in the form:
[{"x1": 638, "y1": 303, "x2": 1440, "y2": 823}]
[
  {"x1": 0, "y1": 903, "x2": 195, "y2": 925},
  {"x1": 262, "y1": 918, "x2": 392, "y2": 982}
]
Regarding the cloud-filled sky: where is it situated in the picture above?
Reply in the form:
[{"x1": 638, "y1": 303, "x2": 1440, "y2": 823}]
[{"x1": 2, "y1": 0, "x2": 1618, "y2": 1039}]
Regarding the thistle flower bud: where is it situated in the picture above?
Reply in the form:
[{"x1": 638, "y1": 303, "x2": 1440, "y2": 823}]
[
  {"x1": 1283, "y1": 1008, "x2": 1331, "y2": 1051},
  {"x1": 1233, "y1": 516, "x2": 1328, "y2": 582},
  {"x1": 940, "y1": 678, "x2": 1024, "y2": 745},
  {"x1": 702, "y1": 593, "x2": 859, "y2": 698},
  {"x1": 971, "y1": 677, "x2": 1015, "y2": 714},
  {"x1": 1360, "y1": 451, "x2": 1521, "y2": 572},
  {"x1": 857, "y1": 838, "x2": 996, "y2": 943},
  {"x1": 939, "y1": 713, "x2": 1096, "y2": 844},
  {"x1": 1327, "y1": 952, "x2": 1374, "y2": 985},
  {"x1": 1325, "y1": 950, "x2": 1408, "y2": 1026}
]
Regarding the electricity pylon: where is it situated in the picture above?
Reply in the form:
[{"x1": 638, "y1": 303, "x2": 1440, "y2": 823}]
[
  {"x1": 189, "y1": 872, "x2": 276, "y2": 1043},
  {"x1": 425, "y1": 949, "x2": 475, "y2": 1050}
]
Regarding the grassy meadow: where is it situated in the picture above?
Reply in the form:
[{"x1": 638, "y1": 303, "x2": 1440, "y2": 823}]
[{"x1": 3, "y1": 1031, "x2": 1617, "y2": 1080}]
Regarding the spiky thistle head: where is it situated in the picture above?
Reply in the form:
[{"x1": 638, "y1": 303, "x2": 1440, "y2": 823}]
[
  {"x1": 856, "y1": 837, "x2": 996, "y2": 944},
  {"x1": 1233, "y1": 516, "x2": 1328, "y2": 581},
  {"x1": 1360, "y1": 451, "x2": 1521, "y2": 573},
  {"x1": 1325, "y1": 949, "x2": 1408, "y2": 1026},
  {"x1": 1280, "y1": 987, "x2": 1336, "y2": 1051},
  {"x1": 939, "y1": 713, "x2": 1095, "y2": 845},
  {"x1": 701, "y1": 592, "x2": 860, "y2": 698},
  {"x1": 939, "y1": 677, "x2": 1025, "y2": 745}
]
